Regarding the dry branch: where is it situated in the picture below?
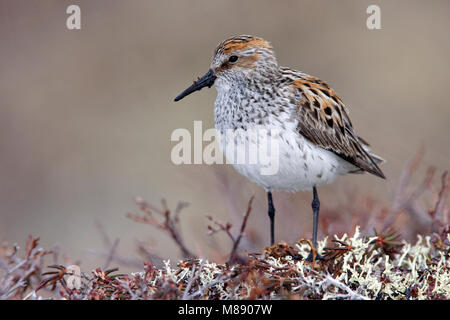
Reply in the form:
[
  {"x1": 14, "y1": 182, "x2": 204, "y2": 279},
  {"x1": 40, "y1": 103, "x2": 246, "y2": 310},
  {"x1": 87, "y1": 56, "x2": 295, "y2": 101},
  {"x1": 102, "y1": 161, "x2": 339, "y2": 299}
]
[{"x1": 127, "y1": 197, "x2": 195, "y2": 259}]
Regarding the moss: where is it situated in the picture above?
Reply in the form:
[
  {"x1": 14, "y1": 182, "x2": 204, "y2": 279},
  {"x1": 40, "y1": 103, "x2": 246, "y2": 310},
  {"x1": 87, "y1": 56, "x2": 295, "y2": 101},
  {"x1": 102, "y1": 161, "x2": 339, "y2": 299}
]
[{"x1": 4, "y1": 226, "x2": 448, "y2": 300}]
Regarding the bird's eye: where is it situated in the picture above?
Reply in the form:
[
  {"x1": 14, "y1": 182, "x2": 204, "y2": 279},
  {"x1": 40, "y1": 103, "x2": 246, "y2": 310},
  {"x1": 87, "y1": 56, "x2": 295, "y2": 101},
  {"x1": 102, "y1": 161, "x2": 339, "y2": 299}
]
[{"x1": 228, "y1": 55, "x2": 239, "y2": 63}]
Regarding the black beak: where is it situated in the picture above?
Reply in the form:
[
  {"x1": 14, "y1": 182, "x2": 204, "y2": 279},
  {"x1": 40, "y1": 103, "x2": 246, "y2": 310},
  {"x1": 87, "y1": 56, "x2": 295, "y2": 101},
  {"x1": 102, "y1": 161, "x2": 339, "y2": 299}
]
[{"x1": 174, "y1": 69, "x2": 216, "y2": 102}]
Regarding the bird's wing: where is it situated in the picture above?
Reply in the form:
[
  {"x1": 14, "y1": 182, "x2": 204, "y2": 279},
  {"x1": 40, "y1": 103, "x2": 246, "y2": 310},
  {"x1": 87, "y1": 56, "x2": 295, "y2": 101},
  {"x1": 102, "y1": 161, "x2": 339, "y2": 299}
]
[{"x1": 281, "y1": 67, "x2": 385, "y2": 178}]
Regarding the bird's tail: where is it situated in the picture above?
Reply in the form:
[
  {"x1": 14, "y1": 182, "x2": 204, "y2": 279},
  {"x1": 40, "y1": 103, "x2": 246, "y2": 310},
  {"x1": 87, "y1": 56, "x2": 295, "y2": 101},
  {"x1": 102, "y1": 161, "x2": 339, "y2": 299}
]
[{"x1": 349, "y1": 136, "x2": 386, "y2": 178}]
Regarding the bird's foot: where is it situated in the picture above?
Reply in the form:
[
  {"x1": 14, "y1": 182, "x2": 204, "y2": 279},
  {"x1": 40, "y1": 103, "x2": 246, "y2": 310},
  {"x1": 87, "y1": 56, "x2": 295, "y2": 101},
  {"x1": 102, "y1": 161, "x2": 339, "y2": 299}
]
[
  {"x1": 305, "y1": 250, "x2": 325, "y2": 262},
  {"x1": 296, "y1": 238, "x2": 325, "y2": 264}
]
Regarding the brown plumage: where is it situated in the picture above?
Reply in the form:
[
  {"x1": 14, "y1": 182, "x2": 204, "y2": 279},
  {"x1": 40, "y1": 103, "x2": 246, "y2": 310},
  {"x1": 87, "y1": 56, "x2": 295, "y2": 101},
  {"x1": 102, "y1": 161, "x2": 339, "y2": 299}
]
[{"x1": 291, "y1": 72, "x2": 385, "y2": 178}]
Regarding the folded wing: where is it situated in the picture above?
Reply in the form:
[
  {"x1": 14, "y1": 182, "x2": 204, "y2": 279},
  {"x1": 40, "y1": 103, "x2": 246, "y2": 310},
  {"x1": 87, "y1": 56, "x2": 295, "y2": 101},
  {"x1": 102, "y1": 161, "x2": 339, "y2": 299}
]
[{"x1": 282, "y1": 68, "x2": 385, "y2": 179}]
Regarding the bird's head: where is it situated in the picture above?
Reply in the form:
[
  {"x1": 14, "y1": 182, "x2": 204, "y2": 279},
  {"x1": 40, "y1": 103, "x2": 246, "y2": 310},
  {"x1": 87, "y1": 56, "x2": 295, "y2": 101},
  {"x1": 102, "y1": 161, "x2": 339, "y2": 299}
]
[{"x1": 174, "y1": 35, "x2": 278, "y2": 101}]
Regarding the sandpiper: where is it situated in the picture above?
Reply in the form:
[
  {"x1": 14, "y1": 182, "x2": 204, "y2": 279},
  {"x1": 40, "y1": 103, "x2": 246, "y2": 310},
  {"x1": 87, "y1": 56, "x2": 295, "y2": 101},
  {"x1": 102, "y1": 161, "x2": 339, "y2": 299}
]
[{"x1": 175, "y1": 35, "x2": 385, "y2": 257}]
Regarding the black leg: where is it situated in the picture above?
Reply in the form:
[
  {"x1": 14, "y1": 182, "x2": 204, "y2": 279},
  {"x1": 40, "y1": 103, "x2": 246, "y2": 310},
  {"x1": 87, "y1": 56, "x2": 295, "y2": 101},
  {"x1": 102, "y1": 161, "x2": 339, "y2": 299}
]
[
  {"x1": 311, "y1": 185, "x2": 320, "y2": 248},
  {"x1": 267, "y1": 191, "x2": 275, "y2": 245},
  {"x1": 306, "y1": 186, "x2": 324, "y2": 262}
]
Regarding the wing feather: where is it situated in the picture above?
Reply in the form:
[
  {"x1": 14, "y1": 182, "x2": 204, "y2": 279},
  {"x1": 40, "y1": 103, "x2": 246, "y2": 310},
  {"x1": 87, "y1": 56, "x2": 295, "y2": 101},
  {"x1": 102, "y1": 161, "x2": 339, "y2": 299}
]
[{"x1": 281, "y1": 68, "x2": 385, "y2": 179}]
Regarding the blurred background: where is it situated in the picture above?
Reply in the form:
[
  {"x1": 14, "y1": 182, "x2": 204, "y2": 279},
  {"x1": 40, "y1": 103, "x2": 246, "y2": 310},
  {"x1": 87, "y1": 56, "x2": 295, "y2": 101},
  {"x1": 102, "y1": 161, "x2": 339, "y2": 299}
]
[{"x1": 0, "y1": 0, "x2": 449, "y2": 272}]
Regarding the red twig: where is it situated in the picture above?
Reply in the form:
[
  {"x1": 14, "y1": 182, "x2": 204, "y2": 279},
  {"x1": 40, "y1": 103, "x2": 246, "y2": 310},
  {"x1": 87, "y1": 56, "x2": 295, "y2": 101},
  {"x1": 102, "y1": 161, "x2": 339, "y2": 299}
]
[
  {"x1": 206, "y1": 215, "x2": 235, "y2": 242},
  {"x1": 228, "y1": 196, "x2": 255, "y2": 264},
  {"x1": 127, "y1": 197, "x2": 195, "y2": 259},
  {"x1": 429, "y1": 171, "x2": 449, "y2": 232}
]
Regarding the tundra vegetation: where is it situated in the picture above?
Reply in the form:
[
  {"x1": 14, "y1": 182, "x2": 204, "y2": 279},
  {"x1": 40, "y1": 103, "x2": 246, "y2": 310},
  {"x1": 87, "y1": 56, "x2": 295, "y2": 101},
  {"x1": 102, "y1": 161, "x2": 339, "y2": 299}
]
[{"x1": 1, "y1": 153, "x2": 448, "y2": 300}]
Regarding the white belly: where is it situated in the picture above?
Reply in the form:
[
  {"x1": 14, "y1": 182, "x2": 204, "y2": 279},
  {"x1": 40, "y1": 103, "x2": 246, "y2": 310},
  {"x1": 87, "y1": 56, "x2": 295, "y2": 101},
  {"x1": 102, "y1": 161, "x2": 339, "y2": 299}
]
[{"x1": 217, "y1": 127, "x2": 354, "y2": 191}]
